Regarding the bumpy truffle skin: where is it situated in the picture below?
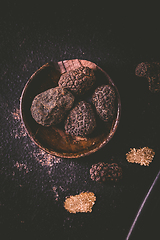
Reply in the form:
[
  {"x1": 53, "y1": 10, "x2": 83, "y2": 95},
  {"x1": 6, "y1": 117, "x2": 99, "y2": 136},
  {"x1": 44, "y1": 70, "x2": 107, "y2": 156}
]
[
  {"x1": 90, "y1": 162, "x2": 122, "y2": 182},
  {"x1": 92, "y1": 84, "x2": 116, "y2": 122},
  {"x1": 135, "y1": 62, "x2": 160, "y2": 92},
  {"x1": 65, "y1": 101, "x2": 96, "y2": 136},
  {"x1": 31, "y1": 87, "x2": 75, "y2": 126},
  {"x1": 58, "y1": 67, "x2": 96, "y2": 95},
  {"x1": 135, "y1": 62, "x2": 149, "y2": 77}
]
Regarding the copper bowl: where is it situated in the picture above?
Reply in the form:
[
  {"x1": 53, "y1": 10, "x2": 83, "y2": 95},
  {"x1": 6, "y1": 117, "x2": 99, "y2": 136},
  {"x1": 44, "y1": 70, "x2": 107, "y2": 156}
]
[{"x1": 20, "y1": 59, "x2": 121, "y2": 158}]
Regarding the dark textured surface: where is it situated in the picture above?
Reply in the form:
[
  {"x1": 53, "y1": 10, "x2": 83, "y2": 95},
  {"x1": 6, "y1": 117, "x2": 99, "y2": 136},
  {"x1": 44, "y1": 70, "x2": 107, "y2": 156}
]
[
  {"x1": 31, "y1": 87, "x2": 75, "y2": 126},
  {"x1": 65, "y1": 101, "x2": 96, "y2": 136},
  {"x1": 92, "y1": 84, "x2": 116, "y2": 122},
  {"x1": 1, "y1": 2, "x2": 160, "y2": 240},
  {"x1": 90, "y1": 162, "x2": 123, "y2": 182},
  {"x1": 58, "y1": 67, "x2": 96, "y2": 95}
]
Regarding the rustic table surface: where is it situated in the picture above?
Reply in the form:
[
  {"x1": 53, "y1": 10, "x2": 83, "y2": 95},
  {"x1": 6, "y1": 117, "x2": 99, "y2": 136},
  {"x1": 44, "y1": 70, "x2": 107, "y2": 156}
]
[{"x1": 1, "y1": 2, "x2": 160, "y2": 240}]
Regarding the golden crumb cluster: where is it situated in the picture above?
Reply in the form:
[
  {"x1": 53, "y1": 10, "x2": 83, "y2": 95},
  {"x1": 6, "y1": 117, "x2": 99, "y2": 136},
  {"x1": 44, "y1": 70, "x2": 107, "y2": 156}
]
[
  {"x1": 64, "y1": 192, "x2": 96, "y2": 213},
  {"x1": 126, "y1": 147, "x2": 155, "y2": 166}
]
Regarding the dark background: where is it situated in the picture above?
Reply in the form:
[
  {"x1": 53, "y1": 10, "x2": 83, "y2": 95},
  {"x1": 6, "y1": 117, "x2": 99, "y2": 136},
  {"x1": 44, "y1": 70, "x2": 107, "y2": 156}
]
[{"x1": 1, "y1": 1, "x2": 160, "y2": 239}]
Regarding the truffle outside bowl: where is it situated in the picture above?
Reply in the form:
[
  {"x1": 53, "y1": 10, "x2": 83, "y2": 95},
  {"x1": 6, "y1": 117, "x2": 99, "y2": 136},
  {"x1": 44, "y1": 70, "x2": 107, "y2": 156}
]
[{"x1": 20, "y1": 59, "x2": 121, "y2": 158}]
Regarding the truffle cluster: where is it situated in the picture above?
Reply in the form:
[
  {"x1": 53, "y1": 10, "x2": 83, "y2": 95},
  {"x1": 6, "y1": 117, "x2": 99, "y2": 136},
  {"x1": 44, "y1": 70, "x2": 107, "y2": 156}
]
[
  {"x1": 92, "y1": 84, "x2": 116, "y2": 122},
  {"x1": 31, "y1": 87, "x2": 75, "y2": 126},
  {"x1": 90, "y1": 162, "x2": 122, "y2": 182},
  {"x1": 31, "y1": 67, "x2": 117, "y2": 137},
  {"x1": 65, "y1": 101, "x2": 96, "y2": 136},
  {"x1": 58, "y1": 66, "x2": 96, "y2": 95}
]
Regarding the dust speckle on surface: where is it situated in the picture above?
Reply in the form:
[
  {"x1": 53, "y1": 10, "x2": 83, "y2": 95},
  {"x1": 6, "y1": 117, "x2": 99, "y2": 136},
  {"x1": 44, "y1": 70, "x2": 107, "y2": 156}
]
[
  {"x1": 51, "y1": 186, "x2": 59, "y2": 201},
  {"x1": 8, "y1": 105, "x2": 65, "y2": 203},
  {"x1": 32, "y1": 147, "x2": 61, "y2": 168},
  {"x1": 11, "y1": 108, "x2": 27, "y2": 138},
  {"x1": 14, "y1": 161, "x2": 29, "y2": 173},
  {"x1": 11, "y1": 107, "x2": 62, "y2": 168}
]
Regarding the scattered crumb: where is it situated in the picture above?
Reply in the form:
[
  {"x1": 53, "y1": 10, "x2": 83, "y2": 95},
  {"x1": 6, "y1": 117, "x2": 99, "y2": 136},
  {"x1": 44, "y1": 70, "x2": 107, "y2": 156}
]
[
  {"x1": 126, "y1": 147, "x2": 155, "y2": 166},
  {"x1": 32, "y1": 148, "x2": 61, "y2": 167},
  {"x1": 11, "y1": 108, "x2": 27, "y2": 138},
  {"x1": 11, "y1": 108, "x2": 62, "y2": 168},
  {"x1": 11, "y1": 108, "x2": 21, "y2": 121},
  {"x1": 10, "y1": 107, "x2": 62, "y2": 201},
  {"x1": 14, "y1": 161, "x2": 29, "y2": 173},
  {"x1": 59, "y1": 186, "x2": 65, "y2": 192},
  {"x1": 52, "y1": 186, "x2": 59, "y2": 201},
  {"x1": 64, "y1": 192, "x2": 96, "y2": 213},
  {"x1": 54, "y1": 157, "x2": 61, "y2": 164}
]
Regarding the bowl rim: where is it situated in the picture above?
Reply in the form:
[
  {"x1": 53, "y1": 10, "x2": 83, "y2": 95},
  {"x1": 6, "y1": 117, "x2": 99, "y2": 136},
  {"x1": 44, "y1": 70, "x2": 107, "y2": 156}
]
[{"x1": 20, "y1": 59, "x2": 121, "y2": 159}]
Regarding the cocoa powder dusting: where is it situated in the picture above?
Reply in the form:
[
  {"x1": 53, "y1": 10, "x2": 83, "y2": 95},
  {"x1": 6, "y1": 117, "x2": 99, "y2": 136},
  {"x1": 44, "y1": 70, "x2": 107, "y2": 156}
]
[
  {"x1": 11, "y1": 108, "x2": 27, "y2": 138},
  {"x1": 11, "y1": 107, "x2": 61, "y2": 168}
]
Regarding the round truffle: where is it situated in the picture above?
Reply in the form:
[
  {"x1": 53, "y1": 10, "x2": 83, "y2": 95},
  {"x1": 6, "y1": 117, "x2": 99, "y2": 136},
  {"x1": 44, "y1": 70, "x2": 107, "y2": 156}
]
[
  {"x1": 58, "y1": 67, "x2": 96, "y2": 95},
  {"x1": 30, "y1": 87, "x2": 75, "y2": 126},
  {"x1": 92, "y1": 84, "x2": 116, "y2": 122},
  {"x1": 65, "y1": 101, "x2": 96, "y2": 136}
]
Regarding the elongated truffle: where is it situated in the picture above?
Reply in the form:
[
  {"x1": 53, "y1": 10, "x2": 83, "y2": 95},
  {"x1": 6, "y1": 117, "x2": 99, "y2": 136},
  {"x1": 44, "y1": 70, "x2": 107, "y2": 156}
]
[
  {"x1": 92, "y1": 84, "x2": 116, "y2": 122},
  {"x1": 65, "y1": 101, "x2": 96, "y2": 136},
  {"x1": 58, "y1": 67, "x2": 96, "y2": 95}
]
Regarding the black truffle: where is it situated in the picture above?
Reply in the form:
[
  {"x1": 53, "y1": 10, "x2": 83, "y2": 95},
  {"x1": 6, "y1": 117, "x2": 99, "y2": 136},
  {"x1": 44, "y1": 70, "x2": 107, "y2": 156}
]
[
  {"x1": 90, "y1": 162, "x2": 122, "y2": 183},
  {"x1": 135, "y1": 62, "x2": 160, "y2": 92},
  {"x1": 58, "y1": 67, "x2": 96, "y2": 95},
  {"x1": 65, "y1": 101, "x2": 96, "y2": 136},
  {"x1": 92, "y1": 84, "x2": 116, "y2": 122},
  {"x1": 30, "y1": 87, "x2": 75, "y2": 126},
  {"x1": 135, "y1": 62, "x2": 149, "y2": 77}
]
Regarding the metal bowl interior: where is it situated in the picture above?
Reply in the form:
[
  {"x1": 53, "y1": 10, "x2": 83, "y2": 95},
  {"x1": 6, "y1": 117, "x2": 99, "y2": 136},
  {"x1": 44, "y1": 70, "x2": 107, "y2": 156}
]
[{"x1": 20, "y1": 59, "x2": 121, "y2": 158}]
